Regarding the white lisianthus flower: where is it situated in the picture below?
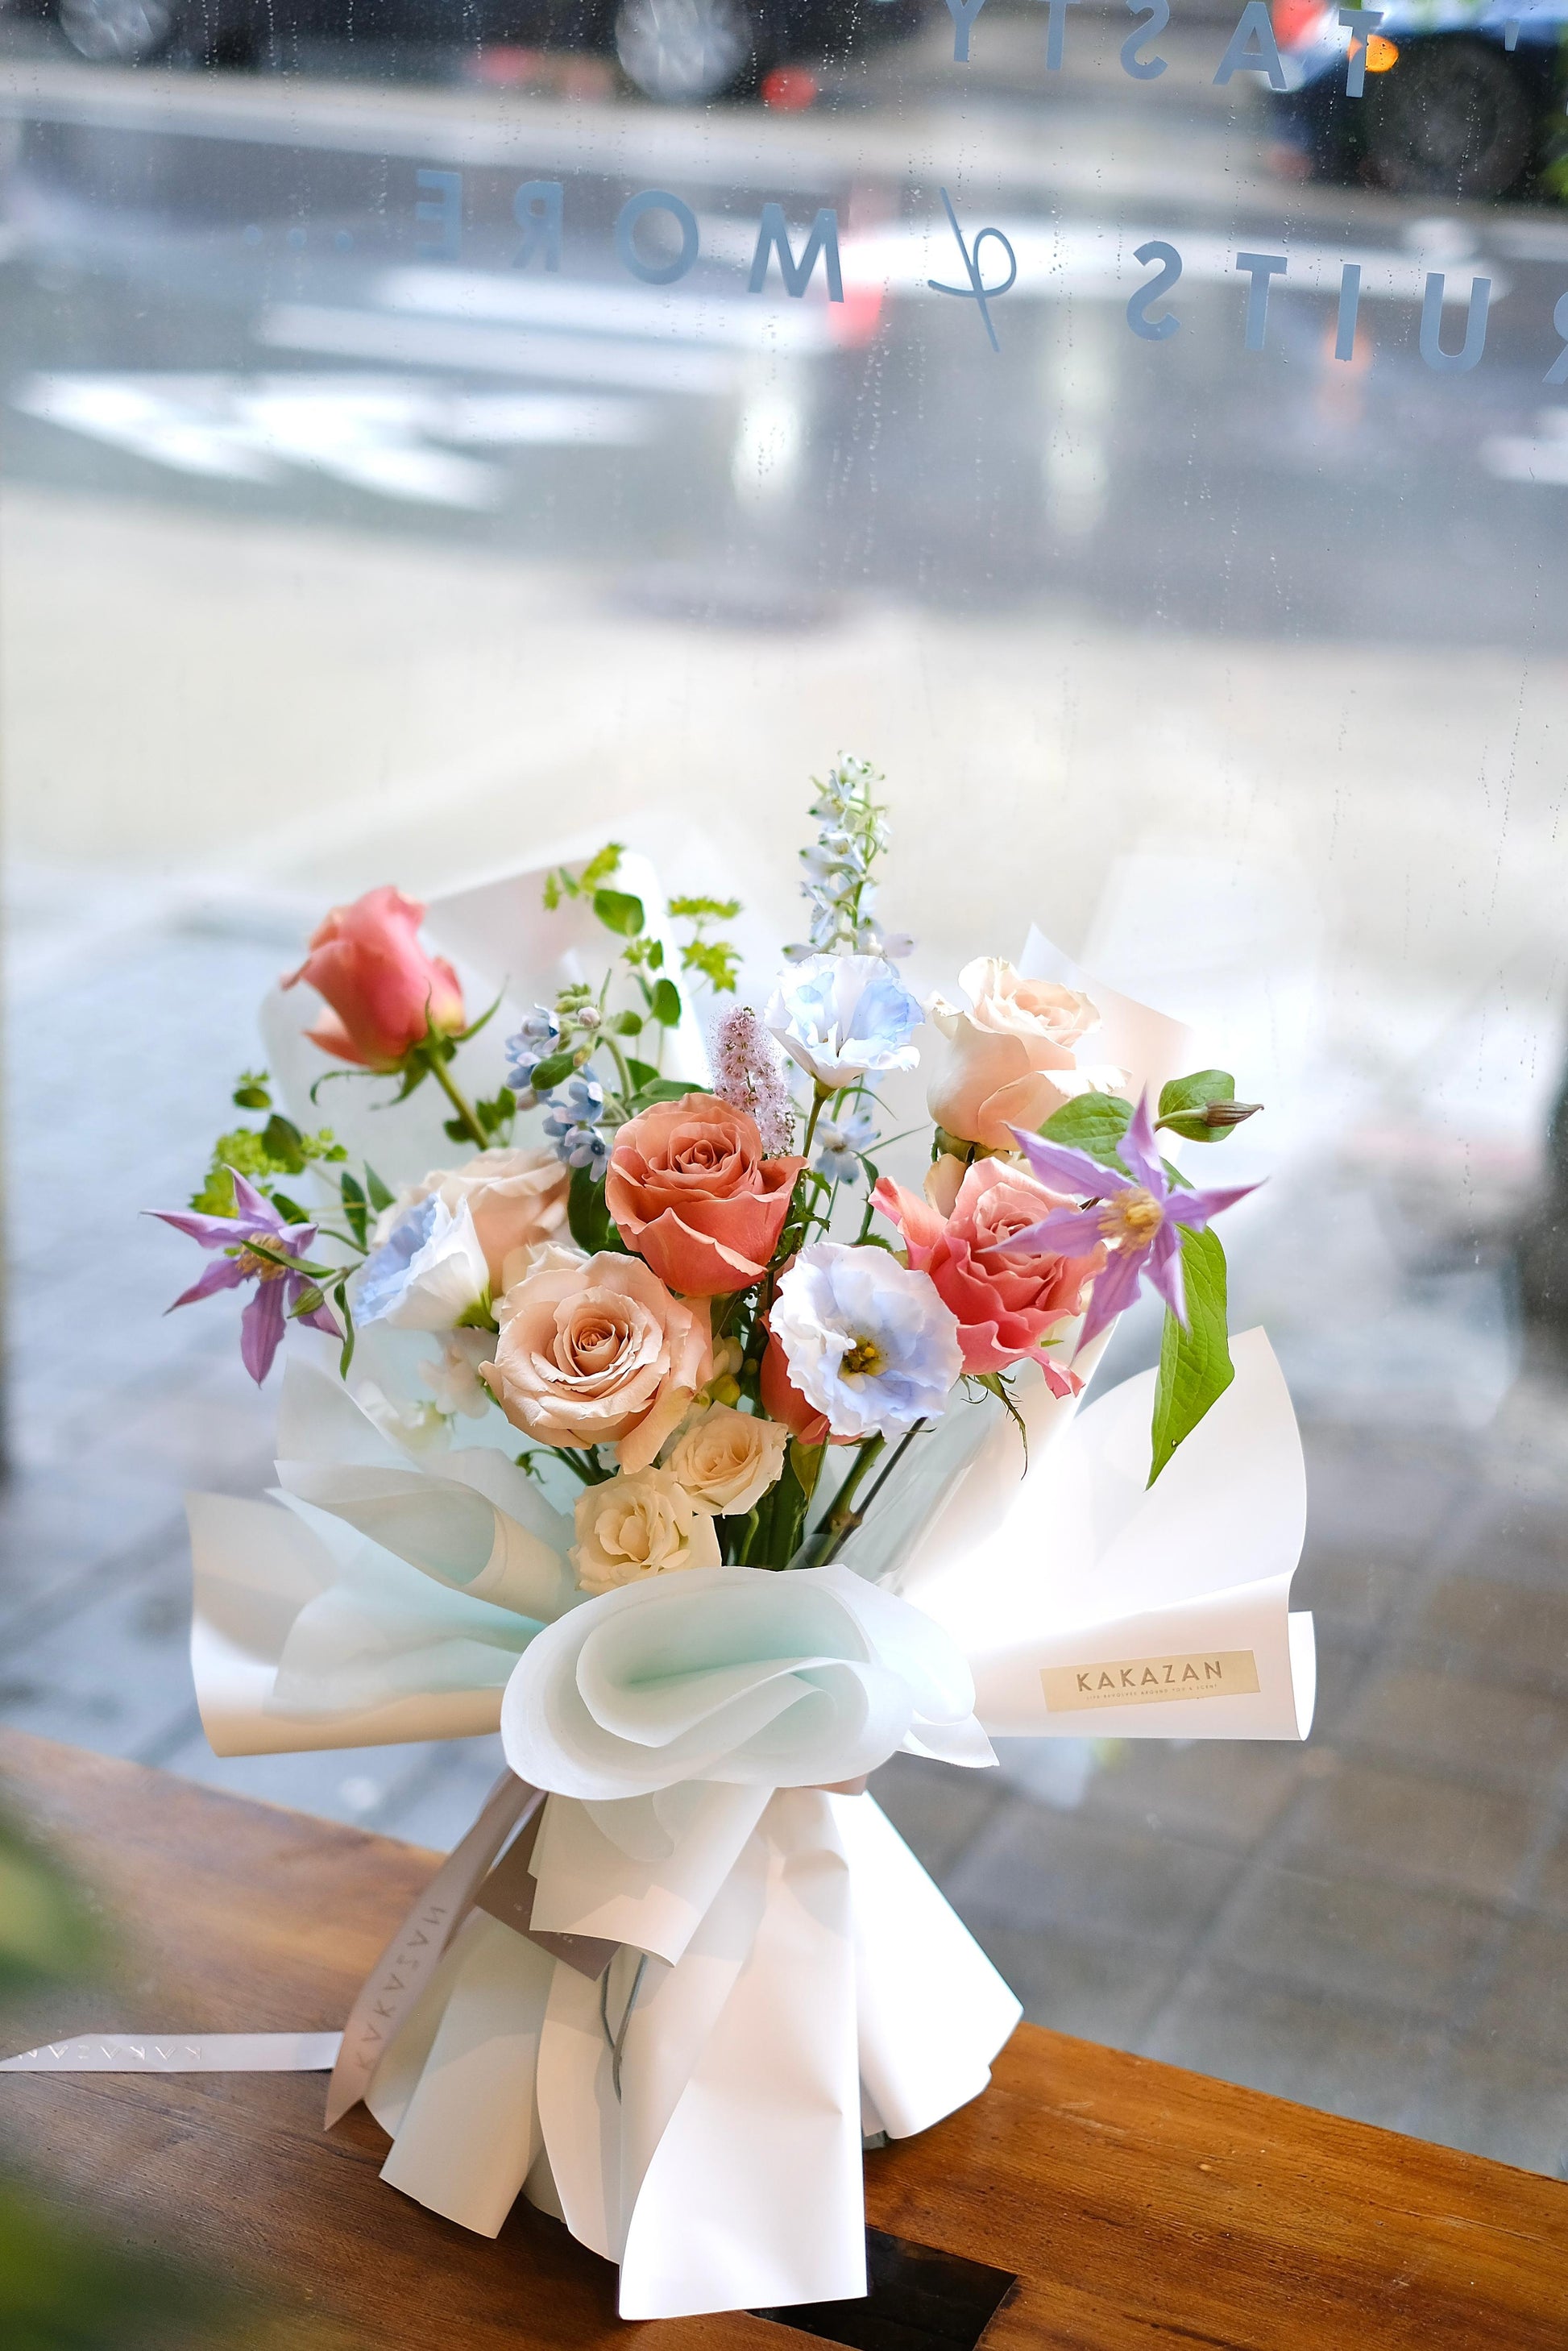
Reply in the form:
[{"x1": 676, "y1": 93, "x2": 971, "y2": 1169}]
[
  {"x1": 771, "y1": 1242, "x2": 963, "y2": 1442},
  {"x1": 355, "y1": 1195, "x2": 491, "y2": 1332},
  {"x1": 664, "y1": 1404, "x2": 789, "y2": 1516},
  {"x1": 765, "y1": 953, "x2": 923, "y2": 1090},
  {"x1": 570, "y1": 1466, "x2": 722, "y2": 1596}
]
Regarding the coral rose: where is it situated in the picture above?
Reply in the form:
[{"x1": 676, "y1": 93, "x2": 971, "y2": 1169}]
[
  {"x1": 283, "y1": 886, "x2": 465, "y2": 1071},
  {"x1": 482, "y1": 1251, "x2": 711, "y2": 1472},
  {"x1": 665, "y1": 1403, "x2": 789, "y2": 1515},
  {"x1": 606, "y1": 1092, "x2": 803, "y2": 1299},
  {"x1": 926, "y1": 957, "x2": 1124, "y2": 1152},
  {"x1": 380, "y1": 1147, "x2": 569, "y2": 1295},
  {"x1": 570, "y1": 1468, "x2": 721, "y2": 1596},
  {"x1": 872, "y1": 1159, "x2": 1104, "y2": 1384}
]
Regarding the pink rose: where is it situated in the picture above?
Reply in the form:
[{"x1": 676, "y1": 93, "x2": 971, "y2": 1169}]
[
  {"x1": 384, "y1": 1148, "x2": 570, "y2": 1294},
  {"x1": 926, "y1": 958, "x2": 1122, "y2": 1152},
  {"x1": 606, "y1": 1093, "x2": 804, "y2": 1299},
  {"x1": 283, "y1": 886, "x2": 464, "y2": 1071},
  {"x1": 872, "y1": 1159, "x2": 1103, "y2": 1382},
  {"x1": 482, "y1": 1251, "x2": 711, "y2": 1473}
]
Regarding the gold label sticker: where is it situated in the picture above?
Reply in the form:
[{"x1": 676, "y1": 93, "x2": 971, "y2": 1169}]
[{"x1": 1041, "y1": 1649, "x2": 1261, "y2": 1712}]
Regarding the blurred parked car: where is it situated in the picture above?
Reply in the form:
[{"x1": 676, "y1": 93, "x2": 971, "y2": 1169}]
[
  {"x1": 32, "y1": 0, "x2": 927, "y2": 101},
  {"x1": 1269, "y1": 0, "x2": 1568, "y2": 199}
]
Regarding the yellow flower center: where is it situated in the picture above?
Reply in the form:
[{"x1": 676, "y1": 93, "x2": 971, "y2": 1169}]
[
  {"x1": 235, "y1": 1246, "x2": 289, "y2": 1282},
  {"x1": 1101, "y1": 1187, "x2": 1164, "y2": 1247},
  {"x1": 841, "y1": 1334, "x2": 885, "y2": 1378}
]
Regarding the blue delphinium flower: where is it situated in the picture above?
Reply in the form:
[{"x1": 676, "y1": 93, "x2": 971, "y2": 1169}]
[
  {"x1": 770, "y1": 1241, "x2": 962, "y2": 1441},
  {"x1": 544, "y1": 1072, "x2": 611, "y2": 1177},
  {"x1": 504, "y1": 1004, "x2": 562, "y2": 1106},
  {"x1": 813, "y1": 1099, "x2": 877, "y2": 1185},
  {"x1": 765, "y1": 953, "x2": 923, "y2": 1091}
]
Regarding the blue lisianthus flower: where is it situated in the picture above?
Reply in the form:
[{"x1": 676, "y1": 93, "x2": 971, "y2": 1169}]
[
  {"x1": 813, "y1": 1100, "x2": 877, "y2": 1185},
  {"x1": 357, "y1": 1194, "x2": 491, "y2": 1330},
  {"x1": 765, "y1": 953, "x2": 923, "y2": 1091},
  {"x1": 771, "y1": 1241, "x2": 962, "y2": 1442}
]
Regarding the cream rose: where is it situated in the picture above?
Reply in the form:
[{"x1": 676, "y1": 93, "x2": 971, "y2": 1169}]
[
  {"x1": 482, "y1": 1251, "x2": 711, "y2": 1472},
  {"x1": 926, "y1": 958, "x2": 1125, "y2": 1152},
  {"x1": 664, "y1": 1404, "x2": 789, "y2": 1516},
  {"x1": 570, "y1": 1467, "x2": 722, "y2": 1595},
  {"x1": 378, "y1": 1147, "x2": 570, "y2": 1296}
]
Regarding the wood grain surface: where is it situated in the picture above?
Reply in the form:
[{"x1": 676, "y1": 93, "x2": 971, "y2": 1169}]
[{"x1": 2, "y1": 1730, "x2": 1564, "y2": 2351}]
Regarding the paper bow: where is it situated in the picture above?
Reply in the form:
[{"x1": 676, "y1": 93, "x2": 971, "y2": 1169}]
[{"x1": 500, "y1": 1562, "x2": 993, "y2": 1802}]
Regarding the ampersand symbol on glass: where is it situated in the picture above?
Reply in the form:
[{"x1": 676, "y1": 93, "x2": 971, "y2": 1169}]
[{"x1": 927, "y1": 187, "x2": 1018, "y2": 354}]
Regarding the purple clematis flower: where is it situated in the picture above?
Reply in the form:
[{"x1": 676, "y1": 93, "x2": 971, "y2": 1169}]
[
  {"x1": 1004, "y1": 1093, "x2": 1259, "y2": 1346},
  {"x1": 150, "y1": 1171, "x2": 338, "y2": 1384}
]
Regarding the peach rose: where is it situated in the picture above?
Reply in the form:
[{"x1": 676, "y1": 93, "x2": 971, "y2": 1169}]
[
  {"x1": 926, "y1": 958, "x2": 1123, "y2": 1152},
  {"x1": 570, "y1": 1467, "x2": 721, "y2": 1595},
  {"x1": 606, "y1": 1093, "x2": 804, "y2": 1299},
  {"x1": 384, "y1": 1148, "x2": 570, "y2": 1295},
  {"x1": 482, "y1": 1251, "x2": 711, "y2": 1472},
  {"x1": 872, "y1": 1159, "x2": 1103, "y2": 1381},
  {"x1": 283, "y1": 886, "x2": 464, "y2": 1071},
  {"x1": 665, "y1": 1404, "x2": 789, "y2": 1515}
]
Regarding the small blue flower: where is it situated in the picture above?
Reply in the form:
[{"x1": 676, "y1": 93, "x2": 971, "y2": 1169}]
[
  {"x1": 542, "y1": 1069, "x2": 610, "y2": 1180},
  {"x1": 504, "y1": 1004, "x2": 562, "y2": 1100},
  {"x1": 813, "y1": 1101, "x2": 877, "y2": 1185}
]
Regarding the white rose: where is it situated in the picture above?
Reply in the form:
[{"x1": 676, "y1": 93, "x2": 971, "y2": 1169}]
[
  {"x1": 664, "y1": 1404, "x2": 789, "y2": 1516},
  {"x1": 571, "y1": 1466, "x2": 722, "y2": 1596}
]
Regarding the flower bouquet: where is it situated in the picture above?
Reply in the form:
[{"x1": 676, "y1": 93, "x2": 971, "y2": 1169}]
[{"x1": 14, "y1": 764, "x2": 1315, "y2": 2318}]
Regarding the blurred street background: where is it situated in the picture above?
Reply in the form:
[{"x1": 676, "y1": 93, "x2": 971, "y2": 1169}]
[{"x1": 6, "y1": 0, "x2": 1568, "y2": 2185}]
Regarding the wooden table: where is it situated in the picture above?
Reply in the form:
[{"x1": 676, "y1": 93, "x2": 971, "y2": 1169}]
[{"x1": 2, "y1": 1731, "x2": 1565, "y2": 2351}]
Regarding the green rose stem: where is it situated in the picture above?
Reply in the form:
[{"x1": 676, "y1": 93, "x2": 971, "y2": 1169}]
[
  {"x1": 797, "y1": 1433, "x2": 884, "y2": 1569},
  {"x1": 419, "y1": 1043, "x2": 489, "y2": 1151},
  {"x1": 811, "y1": 1417, "x2": 929, "y2": 1568}
]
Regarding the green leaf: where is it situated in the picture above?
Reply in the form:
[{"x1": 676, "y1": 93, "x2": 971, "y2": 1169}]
[
  {"x1": 669, "y1": 894, "x2": 743, "y2": 921},
  {"x1": 528, "y1": 1049, "x2": 577, "y2": 1093},
  {"x1": 593, "y1": 886, "x2": 645, "y2": 938},
  {"x1": 542, "y1": 871, "x2": 565, "y2": 910},
  {"x1": 580, "y1": 841, "x2": 624, "y2": 889},
  {"x1": 625, "y1": 1056, "x2": 661, "y2": 1092},
  {"x1": 338, "y1": 1171, "x2": 369, "y2": 1249},
  {"x1": 334, "y1": 1279, "x2": 355, "y2": 1379},
  {"x1": 567, "y1": 1163, "x2": 622, "y2": 1254},
  {"x1": 608, "y1": 1009, "x2": 645, "y2": 1036},
  {"x1": 261, "y1": 1113, "x2": 306, "y2": 1173},
  {"x1": 646, "y1": 939, "x2": 664, "y2": 970},
  {"x1": 650, "y1": 977, "x2": 683, "y2": 1028},
  {"x1": 365, "y1": 1164, "x2": 396, "y2": 1213},
  {"x1": 231, "y1": 1071, "x2": 272, "y2": 1110},
  {"x1": 633, "y1": 1078, "x2": 702, "y2": 1110},
  {"x1": 1147, "y1": 1225, "x2": 1234, "y2": 1486},
  {"x1": 443, "y1": 1116, "x2": 471, "y2": 1144},
  {"x1": 268, "y1": 1191, "x2": 309, "y2": 1225},
  {"x1": 1158, "y1": 1068, "x2": 1236, "y2": 1144},
  {"x1": 1038, "y1": 1092, "x2": 1133, "y2": 1169}
]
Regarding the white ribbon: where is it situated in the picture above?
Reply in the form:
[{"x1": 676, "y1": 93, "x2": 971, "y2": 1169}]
[{"x1": 2, "y1": 2033, "x2": 342, "y2": 2071}]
